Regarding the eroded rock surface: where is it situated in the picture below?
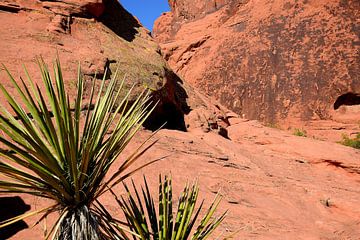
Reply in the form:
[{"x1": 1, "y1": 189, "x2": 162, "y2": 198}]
[
  {"x1": 1, "y1": 1, "x2": 360, "y2": 240},
  {"x1": 0, "y1": 0, "x2": 192, "y2": 130},
  {"x1": 154, "y1": 0, "x2": 360, "y2": 128},
  {"x1": 7, "y1": 119, "x2": 360, "y2": 239}
]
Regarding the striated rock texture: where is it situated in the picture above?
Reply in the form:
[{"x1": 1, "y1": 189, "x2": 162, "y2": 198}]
[
  {"x1": 0, "y1": 0, "x2": 191, "y2": 130},
  {"x1": 1, "y1": 1, "x2": 360, "y2": 240},
  {"x1": 153, "y1": 0, "x2": 360, "y2": 125},
  {"x1": 6, "y1": 119, "x2": 360, "y2": 239}
]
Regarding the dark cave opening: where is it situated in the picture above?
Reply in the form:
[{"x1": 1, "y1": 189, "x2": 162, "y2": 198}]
[
  {"x1": 143, "y1": 101, "x2": 188, "y2": 131},
  {"x1": 142, "y1": 68, "x2": 190, "y2": 132},
  {"x1": 333, "y1": 92, "x2": 360, "y2": 110}
]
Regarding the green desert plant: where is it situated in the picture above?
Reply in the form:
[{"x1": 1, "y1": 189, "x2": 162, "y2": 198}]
[
  {"x1": 264, "y1": 122, "x2": 281, "y2": 130},
  {"x1": 339, "y1": 133, "x2": 360, "y2": 149},
  {"x1": 104, "y1": 175, "x2": 227, "y2": 240},
  {"x1": 0, "y1": 58, "x2": 157, "y2": 239},
  {"x1": 293, "y1": 128, "x2": 307, "y2": 137}
]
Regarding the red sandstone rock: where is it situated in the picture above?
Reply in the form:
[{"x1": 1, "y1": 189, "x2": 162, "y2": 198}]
[
  {"x1": 154, "y1": 0, "x2": 360, "y2": 134},
  {"x1": 1, "y1": 1, "x2": 360, "y2": 239},
  {"x1": 0, "y1": 0, "x2": 193, "y2": 130},
  {"x1": 5, "y1": 119, "x2": 360, "y2": 239},
  {"x1": 39, "y1": 0, "x2": 105, "y2": 17}
]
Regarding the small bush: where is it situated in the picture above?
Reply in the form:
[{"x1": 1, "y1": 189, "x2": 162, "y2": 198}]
[
  {"x1": 340, "y1": 133, "x2": 360, "y2": 149},
  {"x1": 265, "y1": 122, "x2": 281, "y2": 129},
  {"x1": 293, "y1": 128, "x2": 307, "y2": 137}
]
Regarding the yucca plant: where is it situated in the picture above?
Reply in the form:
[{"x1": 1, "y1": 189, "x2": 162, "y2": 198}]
[
  {"x1": 0, "y1": 58, "x2": 158, "y2": 239},
  {"x1": 105, "y1": 175, "x2": 226, "y2": 240}
]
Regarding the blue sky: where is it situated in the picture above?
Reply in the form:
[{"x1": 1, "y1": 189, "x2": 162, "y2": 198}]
[{"x1": 120, "y1": 0, "x2": 170, "y2": 31}]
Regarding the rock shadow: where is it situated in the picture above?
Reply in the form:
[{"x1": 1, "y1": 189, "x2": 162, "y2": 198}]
[
  {"x1": 144, "y1": 68, "x2": 191, "y2": 132},
  {"x1": 334, "y1": 92, "x2": 360, "y2": 110},
  {"x1": 0, "y1": 196, "x2": 30, "y2": 239},
  {"x1": 100, "y1": 0, "x2": 142, "y2": 42}
]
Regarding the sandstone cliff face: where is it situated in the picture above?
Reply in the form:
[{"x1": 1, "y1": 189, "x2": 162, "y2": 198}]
[
  {"x1": 154, "y1": 0, "x2": 360, "y2": 125},
  {"x1": 0, "y1": 0, "x2": 192, "y2": 130},
  {"x1": 1, "y1": 1, "x2": 360, "y2": 240}
]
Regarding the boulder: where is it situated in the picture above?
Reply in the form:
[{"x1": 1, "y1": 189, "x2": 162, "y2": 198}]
[
  {"x1": 0, "y1": 0, "x2": 190, "y2": 130},
  {"x1": 153, "y1": 0, "x2": 360, "y2": 126}
]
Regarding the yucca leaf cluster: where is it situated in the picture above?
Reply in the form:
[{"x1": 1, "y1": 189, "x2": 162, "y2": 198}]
[
  {"x1": 110, "y1": 176, "x2": 226, "y2": 240},
  {"x1": 0, "y1": 58, "x2": 154, "y2": 238},
  {"x1": 0, "y1": 58, "x2": 227, "y2": 240}
]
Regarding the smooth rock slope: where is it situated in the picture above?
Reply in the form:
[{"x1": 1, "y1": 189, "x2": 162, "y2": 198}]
[{"x1": 6, "y1": 119, "x2": 360, "y2": 239}]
